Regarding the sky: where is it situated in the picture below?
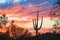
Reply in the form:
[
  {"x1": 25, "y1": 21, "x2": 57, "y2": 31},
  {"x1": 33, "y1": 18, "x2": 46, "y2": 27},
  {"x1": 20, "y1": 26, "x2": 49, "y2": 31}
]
[
  {"x1": 0, "y1": 0, "x2": 59, "y2": 29},
  {"x1": 0, "y1": 0, "x2": 57, "y2": 4},
  {"x1": 0, "y1": 0, "x2": 57, "y2": 9}
]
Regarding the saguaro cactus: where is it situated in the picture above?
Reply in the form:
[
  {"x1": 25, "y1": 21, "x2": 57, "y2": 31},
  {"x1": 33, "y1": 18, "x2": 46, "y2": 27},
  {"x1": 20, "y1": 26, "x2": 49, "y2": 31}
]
[{"x1": 32, "y1": 11, "x2": 43, "y2": 36}]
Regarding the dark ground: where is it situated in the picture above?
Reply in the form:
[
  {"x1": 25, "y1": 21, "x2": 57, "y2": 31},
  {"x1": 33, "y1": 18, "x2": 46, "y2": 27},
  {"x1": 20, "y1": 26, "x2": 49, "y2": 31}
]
[{"x1": 0, "y1": 32, "x2": 60, "y2": 40}]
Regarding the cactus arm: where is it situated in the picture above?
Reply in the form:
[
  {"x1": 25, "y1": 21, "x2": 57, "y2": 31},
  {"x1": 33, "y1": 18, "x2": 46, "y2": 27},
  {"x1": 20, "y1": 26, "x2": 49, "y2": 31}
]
[
  {"x1": 32, "y1": 19, "x2": 36, "y2": 30},
  {"x1": 32, "y1": 19, "x2": 35, "y2": 27},
  {"x1": 38, "y1": 16, "x2": 43, "y2": 30}
]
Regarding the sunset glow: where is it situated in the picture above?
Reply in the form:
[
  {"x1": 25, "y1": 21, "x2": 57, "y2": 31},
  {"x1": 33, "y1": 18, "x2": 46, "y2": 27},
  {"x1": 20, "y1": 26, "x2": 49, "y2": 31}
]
[{"x1": 0, "y1": 0, "x2": 60, "y2": 37}]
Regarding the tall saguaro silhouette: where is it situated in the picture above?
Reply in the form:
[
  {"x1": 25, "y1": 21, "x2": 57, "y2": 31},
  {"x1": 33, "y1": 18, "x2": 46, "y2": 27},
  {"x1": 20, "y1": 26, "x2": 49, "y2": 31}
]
[{"x1": 32, "y1": 11, "x2": 43, "y2": 36}]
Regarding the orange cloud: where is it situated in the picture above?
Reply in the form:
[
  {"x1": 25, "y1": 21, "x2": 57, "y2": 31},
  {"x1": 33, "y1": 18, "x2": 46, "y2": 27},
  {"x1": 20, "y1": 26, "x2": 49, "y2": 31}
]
[{"x1": 0, "y1": 2, "x2": 59, "y2": 28}]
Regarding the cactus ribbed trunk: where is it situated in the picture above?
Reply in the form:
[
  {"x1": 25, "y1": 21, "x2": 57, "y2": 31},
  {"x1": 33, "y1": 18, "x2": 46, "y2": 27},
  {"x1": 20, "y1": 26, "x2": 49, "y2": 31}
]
[
  {"x1": 36, "y1": 11, "x2": 39, "y2": 36},
  {"x1": 36, "y1": 29, "x2": 38, "y2": 36}
]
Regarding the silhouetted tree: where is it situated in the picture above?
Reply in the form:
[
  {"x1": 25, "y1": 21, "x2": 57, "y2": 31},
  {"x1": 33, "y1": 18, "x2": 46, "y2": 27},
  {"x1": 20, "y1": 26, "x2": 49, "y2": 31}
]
[
  {"x1": 56, "y1": 0, "x2": 60, "y2": 6},
  {"x1": 23, "y1": 29, "x2": 29, "y2": 37},
  {"x1": 0, "y1": 22, "x2": 2, "y2": 28},
  {"x1": 1, "y1": 14, "x2": 8, "y2": 25},
  {"x1": 49, "y1": 0, "x2": 60, "y2": 20}
]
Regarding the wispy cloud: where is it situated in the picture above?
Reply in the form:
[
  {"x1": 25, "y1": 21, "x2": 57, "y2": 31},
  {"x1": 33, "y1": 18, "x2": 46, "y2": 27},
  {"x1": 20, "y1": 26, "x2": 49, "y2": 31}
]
[{"x1": 0, "y1": 2, "x2": 55, "y2": 28}]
